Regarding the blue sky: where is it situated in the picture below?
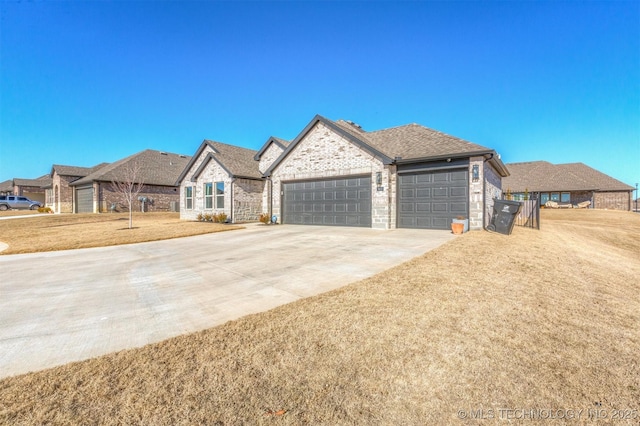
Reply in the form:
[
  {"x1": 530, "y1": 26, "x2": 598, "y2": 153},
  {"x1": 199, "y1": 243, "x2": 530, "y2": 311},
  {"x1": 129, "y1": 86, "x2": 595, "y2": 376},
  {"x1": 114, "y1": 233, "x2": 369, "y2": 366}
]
[{"x1": 1, "y1": 1, "x2": 638, "y2": 191}]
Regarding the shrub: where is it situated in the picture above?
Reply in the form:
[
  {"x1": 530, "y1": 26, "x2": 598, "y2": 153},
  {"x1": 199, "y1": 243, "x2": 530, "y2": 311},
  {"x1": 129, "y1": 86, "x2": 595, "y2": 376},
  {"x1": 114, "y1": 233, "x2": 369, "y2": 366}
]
[
  {"x1": 214, "y1": 212, "x2": 228, "y2": 223},
  {"x1": 37, "y1": 206, "x2": 53, "y2": 214},
  {"x1": 197, "y1": 213, "x2": 204, "y2": 222},
  {"x1": 204, "y1": 213, "x2": 212, "y2": 222},
  {"x1": 259, "y1": 213, "x2": 270, "y2": 224}
]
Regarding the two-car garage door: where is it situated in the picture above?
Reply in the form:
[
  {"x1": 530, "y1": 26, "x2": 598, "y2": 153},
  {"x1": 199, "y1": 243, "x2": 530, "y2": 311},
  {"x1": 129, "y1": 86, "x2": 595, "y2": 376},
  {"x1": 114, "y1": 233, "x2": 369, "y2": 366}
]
[{"x1": 282, "y1": 176, "x2": 371, "y2": 227}]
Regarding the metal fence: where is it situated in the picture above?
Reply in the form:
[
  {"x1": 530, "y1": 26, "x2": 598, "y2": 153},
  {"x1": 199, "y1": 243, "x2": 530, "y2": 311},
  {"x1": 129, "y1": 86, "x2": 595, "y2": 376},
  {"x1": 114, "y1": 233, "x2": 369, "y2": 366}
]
[{"x1": 502, "y1": 193, "x2": 540, "y2": 230}]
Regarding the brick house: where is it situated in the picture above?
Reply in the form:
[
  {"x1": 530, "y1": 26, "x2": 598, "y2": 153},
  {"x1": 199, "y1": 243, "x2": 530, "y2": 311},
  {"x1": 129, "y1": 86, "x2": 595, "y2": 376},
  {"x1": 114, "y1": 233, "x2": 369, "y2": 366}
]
[
  {"x1": 180, "y1": 114, "x2": 509, "y2": 230},
  {"x1": 502, "y1": 161, "x2": 635, "y2": 210},
  {"x1": 70, "y1": 150, "x2": 190, "y2": 213},
  {"x1": 177, "y1": 140, "x2": 264, "y2": 222},
  {"x1": 47, "y1": 164, "x2": 108, "y2": 213},
  {"x1": 0, "y1": 175, "x2": 51, "y2": 203}
]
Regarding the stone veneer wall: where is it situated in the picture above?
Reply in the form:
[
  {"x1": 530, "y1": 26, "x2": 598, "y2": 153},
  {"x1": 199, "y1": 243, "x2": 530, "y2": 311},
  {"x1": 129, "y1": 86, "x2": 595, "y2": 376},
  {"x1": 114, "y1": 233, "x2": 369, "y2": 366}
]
[
  {"x1": 233, "y1": 178, "x2": 264, "y2": 222},
  {"x1": 268, "y1": 121, "x2": 391, "y2": 229},
  {"x1": 484, "y1": 161, "x2": 503, "y2": 228},
  {"x1": 468, "y1": 157, "x2": 485, "y2": 230}
]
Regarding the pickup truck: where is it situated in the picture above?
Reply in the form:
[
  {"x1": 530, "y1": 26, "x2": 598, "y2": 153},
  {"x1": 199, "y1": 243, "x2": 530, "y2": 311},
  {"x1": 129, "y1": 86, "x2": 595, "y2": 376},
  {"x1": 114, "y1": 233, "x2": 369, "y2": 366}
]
[{"x1": 0, "y1": 195, "x2": 43, "y2": 211}]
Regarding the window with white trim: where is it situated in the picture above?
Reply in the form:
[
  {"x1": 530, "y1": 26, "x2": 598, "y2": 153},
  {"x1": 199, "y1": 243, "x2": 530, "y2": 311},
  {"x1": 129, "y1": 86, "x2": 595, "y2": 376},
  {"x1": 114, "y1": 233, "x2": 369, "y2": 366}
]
[
  {"x1": 550, "y1": 192, "x2": 560, "y2": 202},
  {"x1": 204, "y1": 183, "x2": 213, "y2": 209},
  {"x1": 185, "y1": 186, "x2": 193, "y2": 210},
  {"x1": 561, "y1": 192, "x2": 571, "y2": 203},
  {"x1": 215, "y1": 182, "x2": 224, "y2": 209}
]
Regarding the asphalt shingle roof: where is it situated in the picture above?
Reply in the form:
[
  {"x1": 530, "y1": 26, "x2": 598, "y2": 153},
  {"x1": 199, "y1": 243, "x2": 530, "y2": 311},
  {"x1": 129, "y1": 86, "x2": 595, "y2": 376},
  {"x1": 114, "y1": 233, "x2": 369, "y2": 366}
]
[
  {"x1": 13, "y1": 175, "x2": 52, "y2": 187},
  {"x1": 203, "y1": 140, "x2": 262, "y2": 179},
  {"x1": 502, "y1": 161, "x2": 634, "y2": 192},
  {"x1": 52, "y1": 163, "x2": 110, "y2": 178},
  {"x1": 332, "y1": 118, "x2": 495, "y2": 160},
  {"x1": 72, "y1": 150, "x2": 191, "y2": 186}
]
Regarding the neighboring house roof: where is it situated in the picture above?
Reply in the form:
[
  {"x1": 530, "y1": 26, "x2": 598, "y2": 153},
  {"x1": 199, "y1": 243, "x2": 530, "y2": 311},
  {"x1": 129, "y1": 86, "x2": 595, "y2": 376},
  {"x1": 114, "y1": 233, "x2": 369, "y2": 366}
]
[
  {"x1": 502, "y1": 161, "x2": 634, "y2": 193},
  {"x1": 51, "y1": 163, "x2": 110, "y2": 178},
  {"x1": 254, "y1": 136, "x2": 291, "y2": 161},
  {"x1": 177, "y1": 140, "x2": 262, "y2": 184},
  {"x1": 13, "y1": 174, "x2": 52, "y2": 188},
  {"x1": 264, "y1": 114, "x2": 509, "y2": 177},
  {"x1": 0, "y1": 179, "x2": 13, "y2": 192},
  {"x1": 72, "y1": 150, "x2": 191, "y2": 187}
]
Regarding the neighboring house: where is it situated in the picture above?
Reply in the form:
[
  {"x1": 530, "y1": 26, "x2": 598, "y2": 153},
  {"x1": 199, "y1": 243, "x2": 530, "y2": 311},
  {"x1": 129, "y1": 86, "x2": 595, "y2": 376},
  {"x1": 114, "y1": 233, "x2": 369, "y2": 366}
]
[
  {"x1": 48, "y1": 163, "x2": 109, "y2": 213},
  {"x1": 502, "y1": 161, "x2": 635, "y2": 211},
  {"x1": 177, "y1": 140, "x2": 264, "y2": 222},
  {"x1": 0, "y1": 180, "x2": 12, "y2": 195},
  {"x1": 0, "y1": 175, "x2": 51, "y2": 202},
  {"x1": 180, "y1": 114, "x2": 509, "y2": 230},
  {"x1": 70, "y1": 149, "x2": 190, "y2": 213}
]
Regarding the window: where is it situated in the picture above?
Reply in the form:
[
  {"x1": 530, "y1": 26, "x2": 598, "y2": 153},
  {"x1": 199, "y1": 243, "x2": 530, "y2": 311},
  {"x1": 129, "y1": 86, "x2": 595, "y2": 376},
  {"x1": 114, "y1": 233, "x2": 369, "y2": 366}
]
[
  {"x1": 185, "y1": 186, "x2": 193, "y2": 210},
  {"x1": 550, "y1": 192, "x2": 560, "y2": 202},
  {"x1": 204, "y1": 183, "x2": 213, "y2": 209},
  {"x1": 540, "y1": 193, "x2": 549, "y2": 205},
  {"x1": 561, "y1": 192, "x2": 571, "y2": 203},
  {"x1": 215, "y1": 182, "x2": 224, "y2": 209}
]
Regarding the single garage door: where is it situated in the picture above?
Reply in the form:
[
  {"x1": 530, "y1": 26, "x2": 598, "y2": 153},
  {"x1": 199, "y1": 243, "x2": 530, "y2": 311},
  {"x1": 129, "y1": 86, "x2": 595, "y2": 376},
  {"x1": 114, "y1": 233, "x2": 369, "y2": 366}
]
[
  {"x1": 398, "y1": 168, "x2": 468, "y2": 229},
  {"x1": 283, "y1": 176, "x2": 371, "y2": 227},
  {"x1": 76, "y1": 187, "x2": 93, "y2": 213}
]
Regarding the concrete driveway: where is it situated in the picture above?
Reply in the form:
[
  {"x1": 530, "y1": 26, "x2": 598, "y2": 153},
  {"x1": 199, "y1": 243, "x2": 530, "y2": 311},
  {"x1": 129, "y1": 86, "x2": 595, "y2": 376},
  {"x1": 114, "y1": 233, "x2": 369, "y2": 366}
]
[{"x1": 0, "y1": 224, "x2": 454, "y2": 379}]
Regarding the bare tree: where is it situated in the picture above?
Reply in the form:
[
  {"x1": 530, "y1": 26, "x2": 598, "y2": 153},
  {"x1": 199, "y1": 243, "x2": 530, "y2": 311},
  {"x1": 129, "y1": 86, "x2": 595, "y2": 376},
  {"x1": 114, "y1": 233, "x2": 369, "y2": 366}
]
[{"x1": 110, "y1": 161, "x2": 145, "y2": 229}]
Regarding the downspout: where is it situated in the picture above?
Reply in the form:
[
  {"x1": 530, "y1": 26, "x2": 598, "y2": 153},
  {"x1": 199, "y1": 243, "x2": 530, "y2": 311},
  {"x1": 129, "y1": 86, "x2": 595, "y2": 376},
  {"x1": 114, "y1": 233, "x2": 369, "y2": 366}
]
[
  {"x1": 230, "y1": 178, "x2": 235, "y2": 223},
  {"x1": 482, "y1": 154, "x2": 493, "y2": 230},
  {"x1": 268, "y1": 177, "x2": 273, "y2": 220}
]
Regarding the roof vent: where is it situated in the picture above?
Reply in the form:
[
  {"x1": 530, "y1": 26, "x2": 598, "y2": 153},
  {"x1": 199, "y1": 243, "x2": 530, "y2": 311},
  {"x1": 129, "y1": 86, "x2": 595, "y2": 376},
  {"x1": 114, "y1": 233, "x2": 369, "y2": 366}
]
[
  {"x1": 346, "y1": 120, "x2": 362, "y2": 129},
  {"x1": 179, "y1": 155, "x2": 187, "y2": 158},
  {"x1": 160, "y1": 152, "x2": 168, "y2": 155}
]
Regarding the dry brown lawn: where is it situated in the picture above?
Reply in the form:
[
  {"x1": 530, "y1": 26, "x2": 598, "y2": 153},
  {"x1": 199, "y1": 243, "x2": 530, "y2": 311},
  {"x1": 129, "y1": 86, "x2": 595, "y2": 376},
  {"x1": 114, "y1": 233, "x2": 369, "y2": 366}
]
[
  {"x1": 1, "y1": 209, "x2": 638, "y2": 424},
  {"x1": 0, "y1": 212, "x2": 240, "y2": 254}
]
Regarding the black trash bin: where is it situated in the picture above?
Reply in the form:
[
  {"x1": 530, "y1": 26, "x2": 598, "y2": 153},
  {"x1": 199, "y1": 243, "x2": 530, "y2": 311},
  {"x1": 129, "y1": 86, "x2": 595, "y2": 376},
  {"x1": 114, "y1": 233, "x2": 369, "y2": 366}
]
[{"x1": 487, "y1": 199, "x2": 522, "y2": 235}]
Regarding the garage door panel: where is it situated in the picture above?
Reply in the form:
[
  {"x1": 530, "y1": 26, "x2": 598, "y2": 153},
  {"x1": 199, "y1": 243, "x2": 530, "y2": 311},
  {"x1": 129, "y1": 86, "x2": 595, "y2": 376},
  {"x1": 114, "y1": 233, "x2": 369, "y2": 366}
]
[
  {"x1": 398, "y1": 168, "x2": 468, "y2": 230},
  {"x1": 450, "y1": 202, "x2": 468, "y2": 213},
  {"x1": 416, "y1": 203, "x2": 431, "y2": 212},
  {"x1": 450, "y1": 186, "x2": 467, "y2": 197},
  {"x1": 450, "y1": 170, "x2": 467, "y2": 181},
  {"x1": 433, "y1": 188, "x2": 448, "y2": 197},
  {"x1": 283, "y1": 176, "x2": 371, "y2": 227}
]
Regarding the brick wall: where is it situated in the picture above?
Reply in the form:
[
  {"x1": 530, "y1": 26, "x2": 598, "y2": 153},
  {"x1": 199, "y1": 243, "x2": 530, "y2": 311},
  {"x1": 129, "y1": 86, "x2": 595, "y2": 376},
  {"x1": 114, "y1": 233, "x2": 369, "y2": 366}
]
[
  {"x1": 258, "y1": 142, "x2": 284, "y2": 174},
  {"x1": 49, "y1": 173, "x2": 79, "y2": 213},
  {"x1": 97, "y1": 183, "x2": 180, "y2": 213},
  {"x1": 268, "y1": 121, "x2": 390, "y2": 229},
  {"x1": 594, "y1": 191, "x2": 632, "y2": 211}
]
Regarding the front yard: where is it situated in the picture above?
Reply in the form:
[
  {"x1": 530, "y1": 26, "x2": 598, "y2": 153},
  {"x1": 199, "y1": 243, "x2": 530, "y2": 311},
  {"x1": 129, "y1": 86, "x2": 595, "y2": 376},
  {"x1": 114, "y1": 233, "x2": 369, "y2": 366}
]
[
  {"x1": 0, "y1": 212, "x2": 239, "y2": 254},
  {"x1": 1, "y1": 209, "x2": 639, "y2": 424}
]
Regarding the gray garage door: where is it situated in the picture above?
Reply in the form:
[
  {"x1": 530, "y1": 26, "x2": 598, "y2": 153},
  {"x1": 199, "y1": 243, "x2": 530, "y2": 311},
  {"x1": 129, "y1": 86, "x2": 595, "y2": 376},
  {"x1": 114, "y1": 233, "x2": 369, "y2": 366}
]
[
  {"x1": 76, "y1": 187, "x2": 93, "y2": 213},
  {"x1": 398, "y1": 169, "x2": 468, "y2": 229},
  {"x1": 283, "y1": 176, "x2": 371, "y2": 227}
]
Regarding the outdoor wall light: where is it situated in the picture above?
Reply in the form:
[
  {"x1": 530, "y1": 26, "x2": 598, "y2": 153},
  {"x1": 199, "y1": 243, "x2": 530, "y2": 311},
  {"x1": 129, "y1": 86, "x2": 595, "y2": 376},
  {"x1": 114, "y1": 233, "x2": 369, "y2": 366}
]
[
  {"x1": 472, "y1": 164, "x2": 480, "y2": 182},
  {"x1": 376, "y1": 171, "x2": 382, "y2": 186}
]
